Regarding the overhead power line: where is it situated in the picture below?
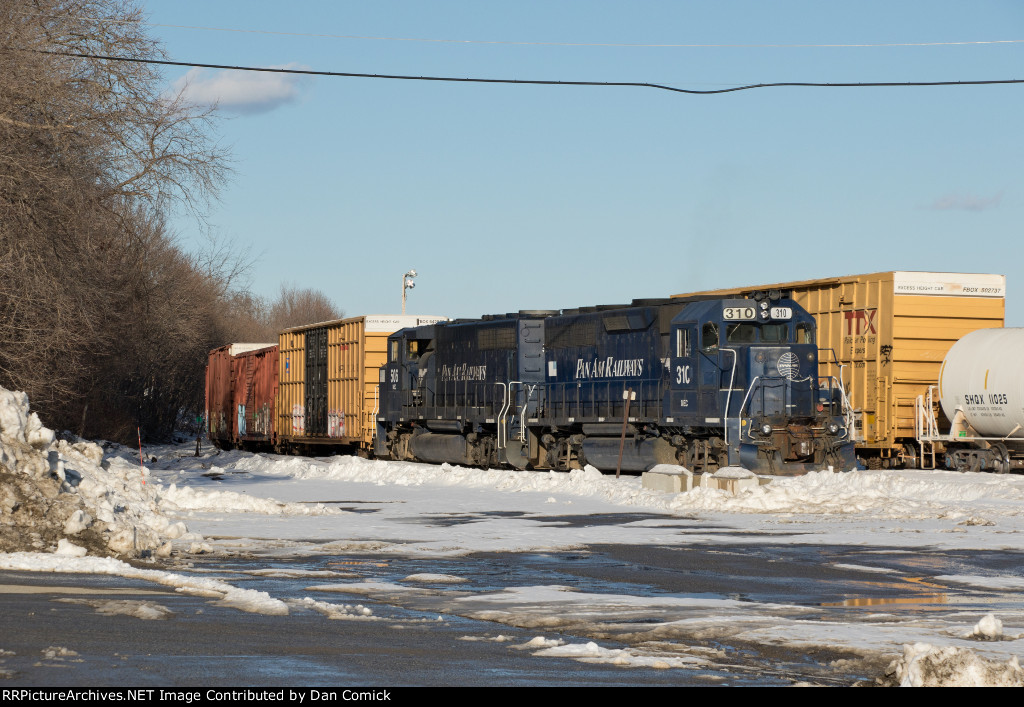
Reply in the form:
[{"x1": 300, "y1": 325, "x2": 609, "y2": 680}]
[{"x1": 48, "y1": 51, "x2": 1024, "y2": 95}]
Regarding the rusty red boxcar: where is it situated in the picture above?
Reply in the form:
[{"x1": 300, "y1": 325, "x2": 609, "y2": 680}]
[
  {"x1": 232, "y1": 344, "x2": 279, "y2": 447},
  {"x1": 205, "y1": 343, "x2": 275, "y2": 449}
]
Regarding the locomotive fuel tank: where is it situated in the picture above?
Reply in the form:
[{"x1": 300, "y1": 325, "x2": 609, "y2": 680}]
[{"x1": 939, "y1": 328, "x2": 1024, "y2": 439}]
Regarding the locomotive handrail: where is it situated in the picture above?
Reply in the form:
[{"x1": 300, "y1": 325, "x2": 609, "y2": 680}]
[
  {"x1": 817, "y1": 347, "x2": 841, "y2": 368},
  {"x1": 371, "y1": 385, "x2": 379, "y2": 440},
  {"x1": 496, "y1": 382, "x2": 509, "y2": 448},
  {"x1": 721, "y1": 348, "x2": 738, "y2": 451},
  {"x1": 819, "y1": 375, "x2": 854, "y2": 423},
  {"x1": 495, "y1": 381, "x2": 532, "y2": 449},
  {"x1": 543, "y1": 379, "x2": 662, "y2": 421},
  {"x1": 737, "y1": 376, "x2": 762, "y2": 441},
  {"x1": 817, "y1": 348, "x2": 852, "y2": 412},
  {"x1": 428, "y1": 379, "x2": 508, "y2": 421},
  {"x1": 516, "y1": 383, "x2": 536, "y2": 442},
  {"x1": 815, "y1": 369, "x2": 853, "y2": 430},
  {"x1": 734, "y1": 374, "x2": 849, "y2": 442}
]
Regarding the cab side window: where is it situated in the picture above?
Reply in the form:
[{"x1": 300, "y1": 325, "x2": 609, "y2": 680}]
[
  {"x1": 796, "y1": 323, "x2": 814, "y2": 345},
  {"x1": 675, "y1": 329, "x2": 691, "y2": 357},
  {"x1": 701, "y1": 322, "x2": 719, "y2": 353}
]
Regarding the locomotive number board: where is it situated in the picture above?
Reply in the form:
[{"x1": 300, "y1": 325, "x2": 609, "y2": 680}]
[{"x1": 723, "y1": 307, "x2": 756, "y2": 320}]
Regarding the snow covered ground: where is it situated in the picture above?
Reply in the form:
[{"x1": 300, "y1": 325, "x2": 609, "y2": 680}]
[{"x1": 4, "y1": 387, "x2": 1024, "y2": 685}]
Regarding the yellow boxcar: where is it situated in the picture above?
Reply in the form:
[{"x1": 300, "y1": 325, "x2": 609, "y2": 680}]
[
  {"x1": 673, "y1": 272, "x2": 1005, "y2": 466},
  {"x1": 277, "y1": 315, "x2": 447, "y2": 453}
]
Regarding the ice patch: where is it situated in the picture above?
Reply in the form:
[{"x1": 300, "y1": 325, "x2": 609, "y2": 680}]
[
  {"x1": 289, "y1": 597, "x2": 374, "y2": 619},
  {"x1": 0, "y1": 553, "x2": 287, "y2": 615},
  {"x1": 56, "y1": 598, "x2": 175, "y2": 620},
  {"x1": 245, "y1": 569, "x2": 355, "y2": 579},
  {"x1": 41, "y1": 646, "x2": 78, "y2": 660},
  {"x1": 531, "y1": 640, "x2": 707, "y2": 669},
  {"x1": 402, "y1": 573, "x2": 468, "y2": 584},
  {"x1": 516, "y1": 636, "x2": 564, "y2": 649}
]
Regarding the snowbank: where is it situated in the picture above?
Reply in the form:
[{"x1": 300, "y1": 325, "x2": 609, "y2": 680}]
[
  {"x1": 0, "y1": 386, "x2": 192, "y2": 557},
  {"x1": 887, "y1": 643, "x2": 1024, "y2": 687}
]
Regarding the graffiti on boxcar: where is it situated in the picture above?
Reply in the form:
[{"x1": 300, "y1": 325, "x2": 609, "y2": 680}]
[
  {"x1": 328, "y1": 410, "x2": 346, "y2": 438},
  {"x1": 210, "y1": 412, "x2": 229, "y2": 437},
  {"x1": 249, "y1": 404, "x2": 273, "y2": 437},
  {"x1": 291, "y1": 403, "x2": 305, "y2": 435},
  {"x1": 880, "y1": 344, "x2": 893, "y2": 366}
]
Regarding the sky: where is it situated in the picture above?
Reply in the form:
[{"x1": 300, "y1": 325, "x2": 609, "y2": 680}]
[{"x1": 140, "y1": 1, "x2": 1024, "y2": 323}]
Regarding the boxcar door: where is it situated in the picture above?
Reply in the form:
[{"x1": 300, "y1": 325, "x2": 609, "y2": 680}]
[{"x1": 305, "y1": 326, "x2": 328, "y2": 436}]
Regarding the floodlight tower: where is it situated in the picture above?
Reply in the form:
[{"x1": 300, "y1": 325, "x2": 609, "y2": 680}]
[{"x1": 402, "y1": 269, "x2": 417, "y2": 314}]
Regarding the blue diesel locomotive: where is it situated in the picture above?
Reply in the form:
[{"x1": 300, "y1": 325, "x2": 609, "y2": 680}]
[{"x1": 376, "y1": 294, "x2": 857, "y2": 475}]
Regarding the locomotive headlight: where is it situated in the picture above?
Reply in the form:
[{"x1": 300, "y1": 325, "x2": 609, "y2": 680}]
[
  {"x1": 827, "y1": 422, "x2": 840, "y2": 435},
  {"x1": 760, "y1": 423, "x2": 773, "y2": 436},
  {"x1": 759, "y1": 310, "x2": 769, "y2": 320},
  {"x1": 759, "y1": 301, "x2": 768, "y2": 310}
]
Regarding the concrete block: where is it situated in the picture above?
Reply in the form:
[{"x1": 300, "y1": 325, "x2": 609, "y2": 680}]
[
  {"x1": 698, "y1": 466, "x2": 769, "y2": 494},
  {"x1": 642, "y1": 464, "x2": 693, "y2": 493}
]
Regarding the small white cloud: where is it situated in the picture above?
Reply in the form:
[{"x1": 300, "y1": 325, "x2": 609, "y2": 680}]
[
  {"x1": 928, "y1": 192, "x2": 1003, "y2": 212},
  {"x1": 168, "y1": 63, "x2": 308, "y2": 115}
]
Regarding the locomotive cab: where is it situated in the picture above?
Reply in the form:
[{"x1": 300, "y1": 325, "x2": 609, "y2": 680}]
[
  {"x1": 667, "y1": 296, "x2": 854, "y2": 474},
  {"x1": 376, "y1": 324, "x2": 438, "y2": 456}
]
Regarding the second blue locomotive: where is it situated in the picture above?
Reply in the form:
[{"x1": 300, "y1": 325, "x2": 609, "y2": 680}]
[{"x1": 376, "y1": 294, "x2": 857, "y2": 475}]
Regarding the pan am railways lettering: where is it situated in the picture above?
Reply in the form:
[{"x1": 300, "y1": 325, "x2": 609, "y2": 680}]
[
  {"x1": 440, "y1": 363, "x2": 488, "y2": 382},
  {"x1": 574, "y1": 357, "x2": 645, "y2": 380}
]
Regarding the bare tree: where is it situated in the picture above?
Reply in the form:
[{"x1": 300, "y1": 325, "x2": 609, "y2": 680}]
[
  {"x1": 1, "y1": 0, "x2": 230, "y2": 214},
  {"x1": 266, "y1": 285, "x2": 344, "y2": 331},
  {"x1": 0, "y1": 1, "x2": 233, "y2": 440}
]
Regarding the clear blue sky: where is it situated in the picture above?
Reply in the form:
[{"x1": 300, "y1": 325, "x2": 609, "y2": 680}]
[{"x1": 143, "y1": 1, "x2": 1024, "y2": 323}]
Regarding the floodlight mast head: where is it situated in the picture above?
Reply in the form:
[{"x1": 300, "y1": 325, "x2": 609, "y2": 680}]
[{"x1": 402, "y1": 268, "x2": 418, "y2": 314}]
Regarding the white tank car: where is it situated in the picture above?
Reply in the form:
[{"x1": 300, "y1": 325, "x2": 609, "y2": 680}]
[{"x1": 939, "y1": 328, "x2": 1024, "y2": 451}]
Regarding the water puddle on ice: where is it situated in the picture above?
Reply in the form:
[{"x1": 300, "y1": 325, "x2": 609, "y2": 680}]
[{"x1": 823, "y1": 594, "x2": 950, "y2": 608}]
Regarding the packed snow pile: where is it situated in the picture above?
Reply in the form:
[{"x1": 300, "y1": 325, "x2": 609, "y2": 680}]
[
  {"x1": 0, "y1": 387, "x2": 190, "y2": 558},
  {"x1": 970, "y1": 613, "x2": 1005, "y2": 640},
  {"x1": 885, "y1": 643, "x2": 1024, "y2": 687}
]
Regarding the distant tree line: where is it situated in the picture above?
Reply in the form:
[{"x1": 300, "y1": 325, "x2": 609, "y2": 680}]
[{"x1": 0, "y1": 1, "x2": 340, "y2": 442}]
